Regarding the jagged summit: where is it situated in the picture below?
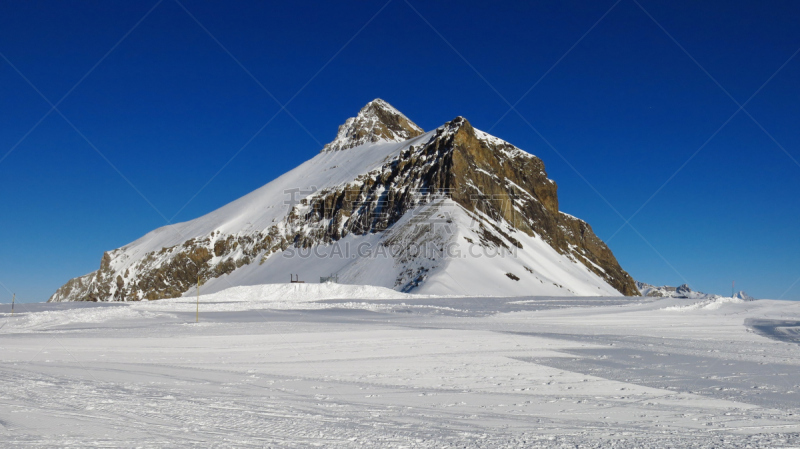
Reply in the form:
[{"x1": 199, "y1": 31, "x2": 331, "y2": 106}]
[{"x1": 322, "y1": 99, "x2": 424, "y2": 152}]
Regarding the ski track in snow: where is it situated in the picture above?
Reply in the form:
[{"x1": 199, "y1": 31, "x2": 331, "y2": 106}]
[{"x1": 1, "y1": 285, "x2": 799, "y2": 448}]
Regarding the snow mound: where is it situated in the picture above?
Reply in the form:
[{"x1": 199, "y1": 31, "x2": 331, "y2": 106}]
[
  {"x1": 662, "y1": 296, "x2": 746, "y2": 312},
  {"x1": 139, "y1": 283, "x2": 435, "y2": 314},
  {"x1": 176, "y1": 282, "x2": 423, "y2": 304}
]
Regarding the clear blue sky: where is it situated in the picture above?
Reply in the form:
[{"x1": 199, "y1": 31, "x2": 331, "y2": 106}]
[{"x1": 1, "y1": 0, "x2": 798, "y2": 302}]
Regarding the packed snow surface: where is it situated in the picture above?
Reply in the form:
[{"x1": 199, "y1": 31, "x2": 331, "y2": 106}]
[{"x1": 3, "y1": 285, "x2": 800, "y2": 447}]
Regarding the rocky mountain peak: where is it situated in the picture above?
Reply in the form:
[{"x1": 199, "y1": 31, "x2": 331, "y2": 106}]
[
  {"x1": 49, "y1": 100, "x2": 640, "y2": 302},
  {"x1": 435, "y1": 116, "x2": 470, "y2": 135},
  {"x1": 322, "y1": 99, "x2": 424, "y2": 152}
]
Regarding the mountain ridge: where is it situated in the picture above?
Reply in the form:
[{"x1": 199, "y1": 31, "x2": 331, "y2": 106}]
[
  {"x1": 636, "y1": 281, "x2": 755, "y2": 300},
  {"x1": 50, "y1": 99, "x2": 637, "y2": 302}
]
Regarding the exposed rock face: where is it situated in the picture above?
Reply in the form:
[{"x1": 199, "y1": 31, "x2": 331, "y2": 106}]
[
  {"x1": 675, "y1": 284, "x2": 692, "y2": 296},
  {"x1": 49, "y1": 99, "x2": 638, "y2": 302},
  {"x1": 322, "y1": 99, "x2": 424, "y2": 152},
  {"x1": 50, "y1": 253, "x2": 115, "y2": 302},
  {"x1": 359, "y1": 116, "x2": 638, "y2": 295}
]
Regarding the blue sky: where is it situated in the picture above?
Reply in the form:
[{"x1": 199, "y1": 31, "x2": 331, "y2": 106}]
[{"x1": 1, "y1": 0, "x2": 798, "y2": 302}]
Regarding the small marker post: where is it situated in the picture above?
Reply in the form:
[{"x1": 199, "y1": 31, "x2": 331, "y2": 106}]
[
  {"x1": 196, "y1": 274, "x2": 200, "y2": 323},
  {"x1": 11, "y1": 293, "x2": 14, "y2": 316}
]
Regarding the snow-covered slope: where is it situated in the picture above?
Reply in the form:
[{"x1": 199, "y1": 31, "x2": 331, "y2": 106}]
[
  {"x1": 196, "y1": 198, "x2": 622, "y2": 297},
  {"x1": 123, "y1": 132, "x2": 434, "y2": 258},
  {"x1": 50, "y1": 99, "x2": 637, "y2": 302}
]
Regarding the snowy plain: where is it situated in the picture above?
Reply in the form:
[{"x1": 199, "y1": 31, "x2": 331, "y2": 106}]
[{"x1": 2, "y1": 284, "x2": 800, "y2": 448}]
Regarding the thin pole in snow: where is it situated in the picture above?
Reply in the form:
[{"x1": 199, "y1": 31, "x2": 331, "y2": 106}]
[
  {"x1": 186, "y1": 259, "x2": 200, "y2": 324},
  {"x1": 11, "y1": 293, "x2": 14, "y2": 316}
]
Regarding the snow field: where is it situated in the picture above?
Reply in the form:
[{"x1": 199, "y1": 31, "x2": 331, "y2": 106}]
[{"x1": 1, "y1": 286, "x2": 799, "y2": 447}]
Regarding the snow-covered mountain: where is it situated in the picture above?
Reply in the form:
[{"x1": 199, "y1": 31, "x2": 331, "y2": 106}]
[
  {"x1": 635, "y1": 281, "x2": 755, "y2": 300},
  {"x1": 50, "y1": 99, "x2": 638, "y2": 302},
  {"x1": 732, "y1": 291, "x2": 755, "y2": 301}
]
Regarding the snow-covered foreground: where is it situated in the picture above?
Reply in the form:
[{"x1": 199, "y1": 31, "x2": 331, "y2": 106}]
[{"x1": 1, "y1": 285, "x2": 799, "y2": 448}]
